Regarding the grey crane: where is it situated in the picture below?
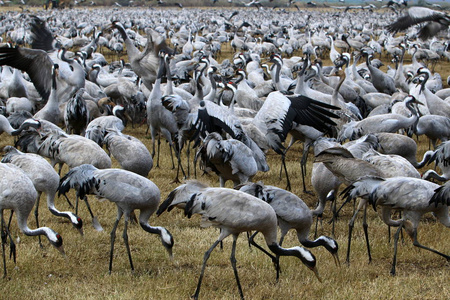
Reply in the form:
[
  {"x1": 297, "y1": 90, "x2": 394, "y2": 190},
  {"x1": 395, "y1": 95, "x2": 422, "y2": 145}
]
[
  {"x1": 58, "y1": 164, "x2": 173, "y2": 273},
  {"x1": 362, "y1": 49, "x2": 396, "y2": 95},
  {"x1": 195, "y1": 132, "x2": 258, "y2": 187},
  {"x1": 157, "y1": 181, "x2": 319, "y2": 300},
  {"x1": 415, "y1": 115, "x2": 450, "y2": 149},
  {"x1": 416, "y1": 67, "x2": 450, "y2": 118},
  {"x1": 15, "y1": 131, "x2": 111, "y2": 173},
  {"x1": 373, "y1": 132, "x2": 434, "y2": 168},
  {"x1": 362, "y1": 149, "x2": 421, "y2": 179},
  {"x1": 33, "y1": 64, "x2": 60, "y2": 125},
  {"x1": 238, "y1": 182, "x2": 340, "y2": 265},
  {"x1": 387, "y1": 7, "x2": 450, "y2": 40},
  {"x1": 110, "y1": 21, "x2": 172, "y2": 90},
  {"x1": 1, "y1": 146, "x2": 83, "y2": 238},
  {"x1": 64, "y1": 88, "x2": 89, "y2": 135},
  {"x1": 0, "y1": 115, "x2": 40, "y2": 136},
  {"x1": 422, "y1": 141, "x2": 450, "y2": 182},
  {"x1": 160, "y1": 93, "x2": 192, "y2": 182},
  {"x1": 84, "y1": 105, "x2": 126, "y2": 147},
  {"x1": 315, "y1": 146, "x2": 384, "y2": 263},
  {"x1": 194, "y1": 89, "x2": 339, "y2": 190},
  {"x1": 0, "y1": 163, "x2": 64, "y2": 277},
  {"x1": 342, "y1": 176, "x2": 450, "y2": 275},
  {"x1": 147, "y1": 51, "x2": 177, "y2": 169},
  {"x1": 16, "y1": 131, "x2": 111, "y2": 230},
  {"x1": 338, "y1": 95, "x2": 421, "y2": 141},
  {"x1": 104, "y1": 129, "x2": 153, "y2": 177}
]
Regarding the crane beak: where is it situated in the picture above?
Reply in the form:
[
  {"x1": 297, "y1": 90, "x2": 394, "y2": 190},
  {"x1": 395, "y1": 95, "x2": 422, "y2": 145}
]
[
  {"x1": 332, "y1": 253, "x2": 341, "y2": 267},
  {"x1": 167, "y1": 248, "x2": 173, "y2": 260},
  {"x1": 56, "y1": 245, "x2": 66, "y2": 257},
  {"x1": 77, "y1": 227, "x2": 84, "y2": 236},
  {"x1": 310, "y1": 266, "x2": 322, "y2": 283},
  {"x1": 412, "y1": 98, "x2": 424, "y2": 106}
]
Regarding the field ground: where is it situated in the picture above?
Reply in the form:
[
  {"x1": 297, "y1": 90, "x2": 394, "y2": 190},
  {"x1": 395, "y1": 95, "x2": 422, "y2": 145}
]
[{"x1": 0, "y1": 5, "x2": 449, "y2": 300}]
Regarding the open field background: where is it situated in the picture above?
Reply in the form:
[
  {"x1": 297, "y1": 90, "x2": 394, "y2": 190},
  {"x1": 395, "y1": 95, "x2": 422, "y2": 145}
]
[{"x1": 0, "y1": 5, "x2": 449, "y2": 300}]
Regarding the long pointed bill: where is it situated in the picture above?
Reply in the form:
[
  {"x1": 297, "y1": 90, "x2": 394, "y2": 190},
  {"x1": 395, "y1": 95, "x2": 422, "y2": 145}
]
[
  {"x1": 57, "y1": 245, "x2": 66, "y2": 257},
  {"x1": 310, "y1": 266, "x2": 322, "y2": 283},
  {"x1": 77, "y1": 227, "x2": 84, "y2": 236},
  {"x1": 167, "y1": 248, "x2": 173, "y2": 260},
  {"x1": 333, "y1": 253, "x2": 341, "y2": 267}
]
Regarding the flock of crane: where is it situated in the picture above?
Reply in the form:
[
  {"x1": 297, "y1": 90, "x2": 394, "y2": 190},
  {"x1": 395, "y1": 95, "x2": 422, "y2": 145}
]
[{"x1": 0, "y1": 3, "x2": 449, "y2": 299}]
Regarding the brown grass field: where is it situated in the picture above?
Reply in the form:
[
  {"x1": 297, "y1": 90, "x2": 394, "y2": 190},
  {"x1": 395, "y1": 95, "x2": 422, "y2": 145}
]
[{"x1": 0, "y1": 5, "x2": 449, "y2": 300}]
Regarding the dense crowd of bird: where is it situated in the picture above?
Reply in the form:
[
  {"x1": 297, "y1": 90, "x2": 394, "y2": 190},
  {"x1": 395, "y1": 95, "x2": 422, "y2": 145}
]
[{"x1": 0, "y1": 3, "x2": 449, "y2": 298}]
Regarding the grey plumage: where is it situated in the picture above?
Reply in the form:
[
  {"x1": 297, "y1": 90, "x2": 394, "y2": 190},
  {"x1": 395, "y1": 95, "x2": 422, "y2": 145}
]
[
  {"x1": 158, "y1": 181, "x2": 319, "y2": 299},
  {"x1": 238, "y1": 182, "x2": 340, "y2": 265},
  {"x1": 0, "y1": 163, "x2": 64, "y2": 277},
  {"x1": 195, "y1": 132, "x2": 258, "y2": 187},
  {"x1": 58, "y1": 164, "x2": 173, "y2": 273},
  {"x1": 1, "y1": 146, "x2": 83, "y2": 235},
  {"x1": 64, "y1": 88, "x2": 89, "y2": 135},
  {"x1": 423, "y1": 141, "x2": 450, "y2": 182},
  {"x1": 104, "y1": 129, "x2": 153, "y2": 177},
  {"x1": 0, "y1": 115, "x2": 40, "y2": 136},
  {"x1": 343, "y1": 176, "x2": 450, "y2": 275},
  {"x1": 387, "y1": 7, "x2": 450, "y2": 40},
  {"x1": 15, "y1": 131, "x2": 111, "y2": 173}
]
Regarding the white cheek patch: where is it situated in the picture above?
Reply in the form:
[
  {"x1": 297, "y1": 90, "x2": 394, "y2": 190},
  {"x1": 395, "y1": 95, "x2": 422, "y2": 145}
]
[
  {"x1": 158, "y1": 227, "x2": 173, "y2": 244},
  {"x1": 296, "y1": 246, "x2": 315, "y2": 263},
  {"x1": 44, "y1": 228, "x2": 59, "y2": 243},
  {"x1": 321, "y1": 236, "x2": 337, "y2": 248},
  {"x1": 68, "y1": 213, "x2": 79, "y2": 224}
]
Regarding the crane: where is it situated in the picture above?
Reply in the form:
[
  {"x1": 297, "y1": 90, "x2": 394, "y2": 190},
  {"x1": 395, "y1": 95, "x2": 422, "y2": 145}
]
[
  {"x1": 58, "y1": 164, "x2": 174, "y2": 273},
  {"x1": 157, "y1": 181, "x2": 320, "y2": 299},
  {"x1": 0, "y1": 163, "x2": 64, "y2": 277}
]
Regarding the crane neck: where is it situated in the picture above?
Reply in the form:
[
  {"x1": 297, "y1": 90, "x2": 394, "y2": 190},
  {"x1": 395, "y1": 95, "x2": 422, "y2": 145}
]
[{"x1": 267, "y1": 243, "x2": 318, "y2": 274}]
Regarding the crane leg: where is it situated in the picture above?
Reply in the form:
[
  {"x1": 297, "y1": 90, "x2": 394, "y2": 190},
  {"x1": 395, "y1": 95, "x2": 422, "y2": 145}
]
[
  {"x1": 157, "y1": 136, "x2": 161, "y2": 168},
  {"x1": 192, "y1": 239, "x2": 221, "y2": 300},
  {"x1": 186, "y1": 141, "x2": 193, "y2": 178},
  {"x1": 230, "y1": 235, "x2": 245, "y2": 300},
  {"x1": 300, "y1": 143, "x2": 313, "y2": 195},
  {"x1": 411, "y1": 229, "x2": 450, "y2": 262},
  {"x1": 1, "y1": 212, "x2": 7, "y2": 278},
  {"x1": 314, "y1": 213, "x2": 322, "y2": 239},
  {"x1": 331, "y1": 197, "x2": 337, "y2": 238},
  {"x1": 122, "y1": 219, "x2": 134, "y2": 272},
  {"x1": 248, "y1": 231, "x2": 280, "y2": 281},
  {"x1": 109, "y1": 214, "x2": 122, "y2": 274},
  {"x1": 346, "y1": 204, "x2": 362, "y2": 265},
  {"x1": 281, "y1": 155, "x2": 291, "y2": 191},
  {"x1": 362, "y1": 205, "x2": 372, "y2": 263},
  {"x1": 169, "y1": 143, "x2": 175, "y2": 170},
  {"x1": 61, "y1": 194, "x2": 74, "y2": 209},
  {"x1": 34, "y1": 193, "x2": 43, "y2": 248},
  {"x1": 83, "y1": 196, "x2": 103, "y2": 231},
  {"x1": 171, "y1": 149, "x2": 186, "y2": 184},
  {"x1": 391, "y1": 221, "x2": 403, "y2": 276}
]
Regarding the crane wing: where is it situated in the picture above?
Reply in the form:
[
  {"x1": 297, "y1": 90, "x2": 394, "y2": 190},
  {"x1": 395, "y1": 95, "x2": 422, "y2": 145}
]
[
  {"x1": 192, "y1": 100, "x2": 242, "y2": 144},
  {"x1": 254, "y1": 92, "x2": 339, "y2": 154},
  {"x1": 30, "y1": 15, "x2": 57, "y2": 52},
  {"x1": 0, "y1": 46, "x2": 53, "y2": 101},
  {"x1": 429, "y1": 182, "x2": 450, "y2": 207},
  {"x1": 387, "y1": 7, "x2": 449, "y2": 38}
]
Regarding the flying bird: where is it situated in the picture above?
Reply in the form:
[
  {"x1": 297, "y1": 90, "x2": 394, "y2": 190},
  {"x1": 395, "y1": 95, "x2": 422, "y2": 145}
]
[{"x1": 387, "y1": 7, "x2": 450, "y2": 40}]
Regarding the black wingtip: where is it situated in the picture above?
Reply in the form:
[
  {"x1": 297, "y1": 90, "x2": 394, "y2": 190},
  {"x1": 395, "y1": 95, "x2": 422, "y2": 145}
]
[{"x1": 156, "y1": 189, "x2": 177, "y2": 216}]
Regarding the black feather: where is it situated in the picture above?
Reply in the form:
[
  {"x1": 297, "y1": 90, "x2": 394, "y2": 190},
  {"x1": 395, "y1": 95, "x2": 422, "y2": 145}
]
[
  {"x1": 157, "y1": 189, "x2": 177, "y2": 216},
  {"x1": 184, "y1": 193, "x2": 197, "y2": 219}
]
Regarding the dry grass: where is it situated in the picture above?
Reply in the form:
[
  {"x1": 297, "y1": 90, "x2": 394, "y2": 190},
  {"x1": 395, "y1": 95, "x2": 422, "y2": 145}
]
[{"x1": 0, "y1": 6, "x2": 449, "y2": 299}]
